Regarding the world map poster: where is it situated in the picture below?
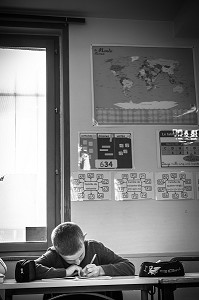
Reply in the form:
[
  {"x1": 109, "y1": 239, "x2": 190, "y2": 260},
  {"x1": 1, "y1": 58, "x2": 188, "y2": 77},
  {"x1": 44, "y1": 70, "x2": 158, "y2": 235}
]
[{"x1": 91, "y1": 45, "x2": 198, "y2": 125}]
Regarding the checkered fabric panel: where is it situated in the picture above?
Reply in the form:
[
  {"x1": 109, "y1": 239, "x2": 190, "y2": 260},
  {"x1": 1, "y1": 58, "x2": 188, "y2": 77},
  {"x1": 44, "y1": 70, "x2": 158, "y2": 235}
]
[{"x1": 95, "y1": 108, "x2": 198, "y2": 125}]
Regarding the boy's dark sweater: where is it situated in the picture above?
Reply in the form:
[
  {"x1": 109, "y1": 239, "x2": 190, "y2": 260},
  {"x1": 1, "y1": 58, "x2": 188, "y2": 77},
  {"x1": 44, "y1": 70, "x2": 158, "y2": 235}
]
[{"x1": 35, "y1": 240, "x2": 135, "y2": 279}]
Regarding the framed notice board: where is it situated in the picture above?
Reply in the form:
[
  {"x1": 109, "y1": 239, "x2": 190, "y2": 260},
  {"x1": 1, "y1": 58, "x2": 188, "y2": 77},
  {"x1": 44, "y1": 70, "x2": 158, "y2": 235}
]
[
  {"x1": 78, "y1": 132, "x2": 133, "y2": 170},
  {"x1": 159, "y1": 130, "x2": 199, "y2": 167}
]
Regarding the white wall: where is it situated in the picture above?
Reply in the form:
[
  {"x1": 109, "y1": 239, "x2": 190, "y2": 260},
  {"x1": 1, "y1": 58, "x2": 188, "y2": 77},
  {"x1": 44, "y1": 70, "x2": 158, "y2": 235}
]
[{"x1": 69, "y1": 18, "x2": 199, "y2": 255}]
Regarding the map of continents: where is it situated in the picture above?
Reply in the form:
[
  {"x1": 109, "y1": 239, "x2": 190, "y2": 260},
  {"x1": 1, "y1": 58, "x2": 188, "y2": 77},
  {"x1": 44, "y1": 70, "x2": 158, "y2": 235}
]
[{"x1": 92, "y1": 46, "x2": 197, "y2": 124}]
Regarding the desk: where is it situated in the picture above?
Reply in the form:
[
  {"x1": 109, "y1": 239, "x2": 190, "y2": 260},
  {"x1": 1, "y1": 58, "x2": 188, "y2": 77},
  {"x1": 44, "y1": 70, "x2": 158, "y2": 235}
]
[
  {"x1": 159, "y1": 273, "x2": 199, "y2": 300},
  {"x1": 0, "y1": 276, "x2": 159, "y2": 300}
]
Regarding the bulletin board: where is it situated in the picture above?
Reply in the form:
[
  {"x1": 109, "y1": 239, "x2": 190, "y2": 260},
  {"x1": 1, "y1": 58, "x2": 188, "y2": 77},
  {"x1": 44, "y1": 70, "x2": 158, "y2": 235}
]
[{"x1": 78, "y1": 132, "x2": 133, "y2": 170}]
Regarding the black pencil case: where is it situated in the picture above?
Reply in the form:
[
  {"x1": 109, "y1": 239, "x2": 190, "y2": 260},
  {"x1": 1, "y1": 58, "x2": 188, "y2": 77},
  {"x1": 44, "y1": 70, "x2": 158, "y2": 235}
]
[
  {"x1": 15, "y1": 259, "x2": 36, "y2": 282},
  {"x1": 139, "y1": 260, "x2": 185, "y2": 277}
]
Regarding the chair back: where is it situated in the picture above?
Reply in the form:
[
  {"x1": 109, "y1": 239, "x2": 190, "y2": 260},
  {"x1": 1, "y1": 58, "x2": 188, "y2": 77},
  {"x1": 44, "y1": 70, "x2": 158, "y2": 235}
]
[{"x1": 49, "y1": 292, "x2": 114, "y2": 300}]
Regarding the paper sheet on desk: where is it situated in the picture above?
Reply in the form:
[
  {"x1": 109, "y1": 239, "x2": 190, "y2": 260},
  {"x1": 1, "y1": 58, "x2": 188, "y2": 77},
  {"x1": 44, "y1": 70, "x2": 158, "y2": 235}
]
[
  {"x1": 42, "y1": 276, "x2": 112, "y2": 281},
  {"x1": 75, "y1": 276, "x2": 112, "y2": 280}
]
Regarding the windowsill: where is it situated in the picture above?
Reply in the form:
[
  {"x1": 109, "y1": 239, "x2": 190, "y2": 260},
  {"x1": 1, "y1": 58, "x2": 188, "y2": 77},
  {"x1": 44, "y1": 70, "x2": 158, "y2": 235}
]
[{"x1": 0, "y1": 242, "x2": 48, "y2": 257}]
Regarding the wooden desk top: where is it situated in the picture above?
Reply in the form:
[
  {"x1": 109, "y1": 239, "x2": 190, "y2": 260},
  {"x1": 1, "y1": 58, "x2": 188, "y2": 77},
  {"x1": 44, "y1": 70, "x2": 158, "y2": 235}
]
[{"x1": 0, "y1": 276, "x2": 159, "y2": 290}]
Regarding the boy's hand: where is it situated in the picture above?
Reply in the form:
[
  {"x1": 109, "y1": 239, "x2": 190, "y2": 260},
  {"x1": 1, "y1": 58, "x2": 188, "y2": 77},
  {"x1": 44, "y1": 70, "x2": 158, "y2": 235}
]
[
  {"x1": 82, "y1": 264, "x2": 105, "y2": 278},
  {"x1": 66, "y1": 265, "x2": 82, "y2": 277}
]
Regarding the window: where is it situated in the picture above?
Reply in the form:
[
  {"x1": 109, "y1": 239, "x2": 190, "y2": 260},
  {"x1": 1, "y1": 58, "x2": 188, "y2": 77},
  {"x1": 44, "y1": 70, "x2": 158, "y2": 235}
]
[
  {"x1": 0, "y1": 30, "x2": 69, "y2": 254},
  {"x1": 0, "y1": 46, "x2": 47, "y2": 243}
]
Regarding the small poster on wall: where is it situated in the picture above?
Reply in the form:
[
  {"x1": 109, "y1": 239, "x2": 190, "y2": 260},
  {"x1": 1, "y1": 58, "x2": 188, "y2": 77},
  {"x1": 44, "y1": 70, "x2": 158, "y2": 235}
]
[
  {"x1": 78, "y1": 132, "x2": 133, "y2": 170},
  {"x1": 159, "y1": 129, "x2": 199, "y2": 167},
  {"x1": 71, "y1": 171, "x2": 111, "y2": 201},
  {"x1": 91, "y1": 45, "x2": 197, "y2": 125},
  {"x1": 155, "y1": 171, "x2": 194, "y2": 200},
  {"x1": 114, "y1": 171, "x2": 154, "y2": 200}
]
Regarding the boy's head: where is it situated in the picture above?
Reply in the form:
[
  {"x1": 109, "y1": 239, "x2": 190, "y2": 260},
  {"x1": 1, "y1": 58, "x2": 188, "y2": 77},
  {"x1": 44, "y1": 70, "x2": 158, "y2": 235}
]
[{"x1": 51, "y1": 222, "x2": 85, "y2": 262}]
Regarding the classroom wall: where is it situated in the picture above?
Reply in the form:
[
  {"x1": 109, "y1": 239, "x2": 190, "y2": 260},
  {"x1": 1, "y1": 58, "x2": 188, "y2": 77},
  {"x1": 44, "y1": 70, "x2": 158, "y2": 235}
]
[
  {"x1": 1, "y1": 17, "x2": 199, "y2": 300},
  {"x1": 69, "y1": 18, "x2": 199, "y2": 255}
]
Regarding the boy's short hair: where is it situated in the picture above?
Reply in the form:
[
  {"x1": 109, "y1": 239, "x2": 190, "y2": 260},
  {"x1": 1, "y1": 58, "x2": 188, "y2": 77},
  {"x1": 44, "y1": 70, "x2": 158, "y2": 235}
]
[{"x1": 51, "y1": 222, "x2": 84, "y2": 256}]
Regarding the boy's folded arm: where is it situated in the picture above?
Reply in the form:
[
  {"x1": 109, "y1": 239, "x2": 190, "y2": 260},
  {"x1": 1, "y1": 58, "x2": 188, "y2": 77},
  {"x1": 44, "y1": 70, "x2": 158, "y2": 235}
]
[
  {"x1": 101, "y1": 260, "x2": 135, "y2": 276},
  {"x1": 65, "y1": 265, "x2": 83, "y2": 277},
  {"x1": 96, "y1": 243, "x2": 135, "y2": 276},
  {"x1": 35, "y1": 263, "x2": 66, "y2": 279}
]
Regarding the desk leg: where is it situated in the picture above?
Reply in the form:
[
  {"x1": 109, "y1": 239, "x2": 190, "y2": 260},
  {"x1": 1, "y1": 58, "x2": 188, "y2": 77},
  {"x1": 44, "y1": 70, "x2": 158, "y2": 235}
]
[
  {"x1": 4, "y1": 290, "x2": 12, "y2": 300},
  {"x1": 141, "y1": 290, "x2": 148, "y2": 300},
  {"x1": 161, "y1": 285, "x2": 175, "y2": 300}
]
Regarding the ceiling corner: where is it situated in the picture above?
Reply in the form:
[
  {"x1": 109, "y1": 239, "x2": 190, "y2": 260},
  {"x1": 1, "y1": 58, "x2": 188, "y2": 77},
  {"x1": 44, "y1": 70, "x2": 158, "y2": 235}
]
[{"x1": 174, "y1": 0, "x2": 199, "y2": 38}]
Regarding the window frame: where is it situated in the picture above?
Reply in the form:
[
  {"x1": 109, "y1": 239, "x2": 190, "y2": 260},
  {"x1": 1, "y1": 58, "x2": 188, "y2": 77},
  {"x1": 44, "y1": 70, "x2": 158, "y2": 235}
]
[{"x1": 0, "y1": 25, "x2": 70, "y2": 255}]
